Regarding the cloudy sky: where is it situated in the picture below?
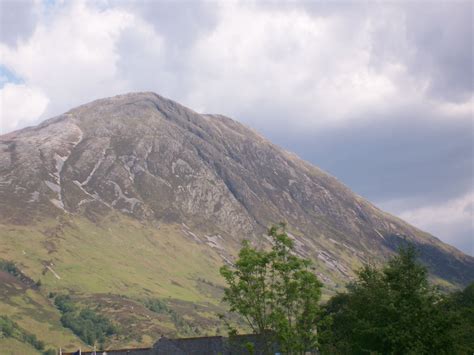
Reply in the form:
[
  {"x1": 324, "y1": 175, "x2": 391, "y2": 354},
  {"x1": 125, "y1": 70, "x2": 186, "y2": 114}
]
[{"x1": 0, "y1": 0, "x2": 472, "y2": 255}]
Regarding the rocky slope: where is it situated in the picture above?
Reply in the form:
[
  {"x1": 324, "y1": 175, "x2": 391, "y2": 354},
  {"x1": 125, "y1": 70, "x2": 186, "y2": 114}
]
[
  {"x1": 0, "y1": 92, "x2": 473, "y2": 348},
  {"x1": 1, "y1": 92, "x2": 472, "y2": 284}
]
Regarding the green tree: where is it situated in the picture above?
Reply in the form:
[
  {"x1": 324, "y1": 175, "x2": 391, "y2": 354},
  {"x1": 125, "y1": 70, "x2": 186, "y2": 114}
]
[
  {"x1": 441, "y1": 282, "x2": 474, "y2": 354},
  {"x1": 54, "y1": 294, "x2": 117, "y2": 346},
  {"x1": 220, "y1": 223, "x2": 322, "y2": 354},
  {"x1": 319, "y1": 245, "x2": 455, "y2": 354}
]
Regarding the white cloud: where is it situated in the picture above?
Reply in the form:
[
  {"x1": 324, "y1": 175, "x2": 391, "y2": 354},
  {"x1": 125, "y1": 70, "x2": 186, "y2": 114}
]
[
  {"x1": 382, "y1": 192, "x2": 474, "y2": 256},
  {"x1": 434, "y1": 96, "x2": 474, "y2": 119},
  {"x1": 399, "y1": 192, "x2": 473, "y2": 229},
  {"x1": 185, "y1": 3, "x2": 401, "y2": 128},
  {"x1": 0, "y1": 0, "x2": 164, "y2": 128},
  {"x1": 0, "y1": 1, "x2": 470, "y2": 133},
  {"x1": 0, "y1": 83, "x2": 49, "y2": 134}
]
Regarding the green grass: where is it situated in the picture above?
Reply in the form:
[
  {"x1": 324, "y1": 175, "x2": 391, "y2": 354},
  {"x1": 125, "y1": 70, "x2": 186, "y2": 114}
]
[
  {"x1": 0, "y1": 337, "x2": 40, "y2": 355},
  {"x1": 0, "y1": 213, "x2": 234, "y2": 351},
  {"x1": 1, "y1": 214, "x2": 226, "y2": 299},
  {"x1": 0, "y1": 271, "x2": 83, "y2": 349},
  {"x1": 0, "y1": 212, "x2": 363, "y2": 352}
]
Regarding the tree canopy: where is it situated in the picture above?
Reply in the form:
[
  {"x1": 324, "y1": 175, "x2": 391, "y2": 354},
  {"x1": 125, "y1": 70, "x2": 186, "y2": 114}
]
[
  {"x1": 220, "y1": 224, "x2": 474, "y2": 355},
  {"x1": 319, "y1": 245, "x2": 458, "y2": 354},
  {"x1": 220, "y1": 223, "x2": 322, "y2": 354}
]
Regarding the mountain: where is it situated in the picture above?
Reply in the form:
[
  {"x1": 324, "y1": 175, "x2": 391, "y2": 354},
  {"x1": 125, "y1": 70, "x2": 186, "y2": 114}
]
[{"x1": 1, "y1": 92, "x2": 473, "y2": 350}]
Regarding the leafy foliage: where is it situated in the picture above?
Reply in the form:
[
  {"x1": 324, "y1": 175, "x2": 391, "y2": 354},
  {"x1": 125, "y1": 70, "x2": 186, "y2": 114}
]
[
  {"x1": 144, "y1": 297, "x2": 199, "y2": 336},
  {"x1": 319, "y1": 245, "x2": 457, "y2": 354},
  {"x1": 54, "y1": 295, "x2": 117, "y2": 346},
  {"x1": 220, "y1": 223, "x2": 322, "y2": 354},
  {"x1": 0, "y1": 315, "x2": 45, "y2": 351},
  {"x1": 0, "y1": 258, "x2": 38, "y2": 289},
  {"x1": 440, "y1": 282, "x2": 474, "y2": 354},
  {"x1": 144, "y1": 298, "x2": 169, "y2": 314},
  {"x1": 54, "y1": 294, "x2": 76, "y2": 313},
  {"x1": 0, "y1": 259, "x2": 21, "y2": 277}
]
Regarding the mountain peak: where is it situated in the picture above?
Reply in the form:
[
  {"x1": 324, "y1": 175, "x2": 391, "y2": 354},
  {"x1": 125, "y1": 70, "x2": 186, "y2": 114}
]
[{"x1": 1, "y1": 94, "x2": 473, "y2": 289}]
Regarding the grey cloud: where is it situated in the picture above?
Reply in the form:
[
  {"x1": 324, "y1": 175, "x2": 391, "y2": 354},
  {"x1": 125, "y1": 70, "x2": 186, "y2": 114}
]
[
  {"x1": 444, "y1": 225, "x2": 473, "y2": 257},
  {"x1": 262, "y1": 1, "x2": 473, "y2": 103},
  {"x1": 242, "y1": 106, "x2": 472, "y2": 255},
  {"x1": 402, "y1": 205, "x2": 472, "y2": 256},
  {"x1": 402, "y1": 206, "x2": 473, "y2": 257},
  {"x1": 243, "y1": 106, "x2": 472, "y2": 208},
  {"x1": 257, "y1": 1, "x2": 368, "y2": 18},
  {"x1": 111, "y1": 0, "x2": 473, "y2": 111},
  {"x1": 0, "y1": 0, "x2": 37, "y2": 46},
  {"x1": 113, "y1": 0, "x2": 219, "y2": 102},
  {"x1": 115, "y1": 0, "x2": 217, "y2": 49},
  {"x1": 377, "y1": 2, "x2": 473, "y2": 103},
  {"x1": 115, "y1": 25, "x2": 192, "y2": 106},
  {"x1": 464, "y1": 201, "x2": 473, "y2": 215}
]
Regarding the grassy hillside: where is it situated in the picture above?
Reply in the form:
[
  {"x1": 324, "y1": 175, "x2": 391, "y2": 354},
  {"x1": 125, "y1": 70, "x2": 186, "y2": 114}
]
[
  {"x1": 0, "y1": 338, "x2": 40, "y2": 355},
  {"x1": 0, "y1": 271, "x2": 81, "y2": 353},
  {"x1": 1, "y1": 215, "x2": 225, "y2": 298},
  {"x1": 0, "y1": 211, "x2": 463, "y2": 353},
  {"x1": 0, "y1": 213, "x2": 237, "y2": 353}
]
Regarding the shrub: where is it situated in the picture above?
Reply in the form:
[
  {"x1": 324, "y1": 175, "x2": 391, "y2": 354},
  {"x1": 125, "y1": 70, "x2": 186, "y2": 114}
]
[
  {"x1": 144, "y1": 298, "x2": 168, "y2": 314},
  {"x1": 0, "y1": 315, "x2": 45, "y2": 350},
  {"x1": 0, "y1": 260, "x2": 21, "y2": 277},
  {"x1": 54, "y1": 295, "x2": 117, "y2": 345}
]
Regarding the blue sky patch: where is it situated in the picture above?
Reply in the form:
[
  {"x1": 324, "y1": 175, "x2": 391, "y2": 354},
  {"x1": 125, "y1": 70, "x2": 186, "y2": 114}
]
[{"x1": 0, "y1": 65, "x2": 23, "y2": 88}]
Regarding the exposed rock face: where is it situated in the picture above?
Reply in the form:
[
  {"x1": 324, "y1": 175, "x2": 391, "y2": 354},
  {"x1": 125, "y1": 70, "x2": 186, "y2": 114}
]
[{"x1": 1, "y1": 92, "x2": 473, "y2": 286}]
